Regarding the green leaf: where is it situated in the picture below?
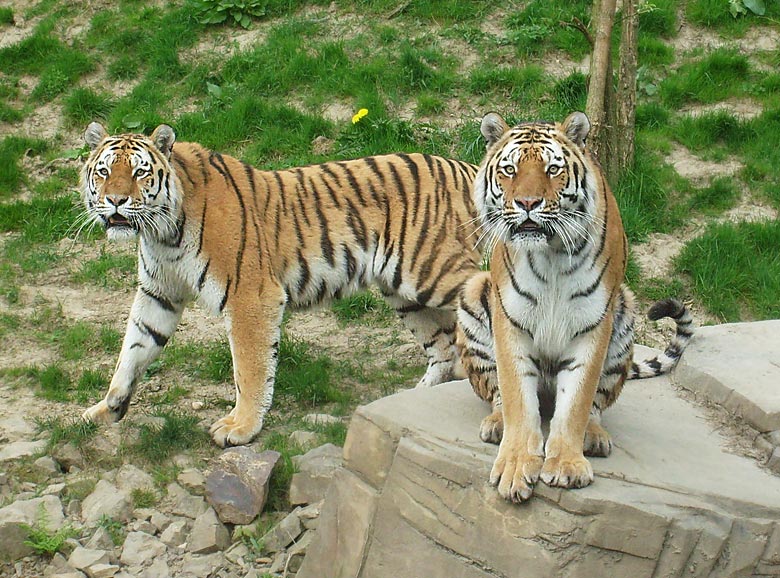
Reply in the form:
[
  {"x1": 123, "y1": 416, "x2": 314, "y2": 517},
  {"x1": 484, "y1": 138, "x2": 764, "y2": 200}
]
[
  {"x1": 206, "y1": 82, "x2": 223, "y2": 99},
  {"x1": 122, "y1": 114, "x2": 144, "y2": 130},
  {"x1": 742, "y1": 0, "x2": 766, "y2": 15}
]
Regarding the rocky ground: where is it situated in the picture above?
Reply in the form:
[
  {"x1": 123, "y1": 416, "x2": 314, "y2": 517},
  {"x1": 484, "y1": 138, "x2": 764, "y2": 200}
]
[{"x1": 0, "y1": 415, "x2": 344, "y2": 578}]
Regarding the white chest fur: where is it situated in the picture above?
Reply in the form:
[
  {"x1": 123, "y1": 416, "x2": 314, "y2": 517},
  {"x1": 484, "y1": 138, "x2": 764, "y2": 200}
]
[{"x1": 499, "y1": 248, "x2": 608, "y2": 358}]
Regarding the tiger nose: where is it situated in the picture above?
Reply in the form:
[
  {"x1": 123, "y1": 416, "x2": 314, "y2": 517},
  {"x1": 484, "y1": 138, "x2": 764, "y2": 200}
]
[
  {"x1": 105, "y1": 195, "x2": 127, "y2": 207},
  {"x1": 515, "y1": 198, "x2": 542, "y2": 212}
]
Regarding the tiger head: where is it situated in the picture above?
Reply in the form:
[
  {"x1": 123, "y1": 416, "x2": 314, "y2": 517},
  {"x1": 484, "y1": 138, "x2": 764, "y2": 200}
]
[
  {"x1": 81, "y1": 123, "x2": 180, "y2": 241},
  {"x1": 474, "y1": 111, "x2": 599, "y2": 252}
]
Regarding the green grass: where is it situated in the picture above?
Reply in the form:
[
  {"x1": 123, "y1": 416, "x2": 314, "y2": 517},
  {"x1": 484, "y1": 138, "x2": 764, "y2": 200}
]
[
  {"x1": 331, "y1": 291, "x2": 393, "y2": 325},
  {"x1": 660, "y1": 49, "x2": 752, "y2": 108},
  {"x1": 0, "y1": 136, "x2": 49, "y2": 198},
  {"x1": 257, "y1": 431, "x2": 303, "y2": 511},
  {"x1": 72, "y1": 250, "x2": 136, "y2": 288},
  {"x1": 0, "y1": 7, "x2": 13, "y2": 24},
  {"x1": 276, "y1": 334, "x2": 344, "y2": 406},
  {"x1": 130, "y1": 410, "x2": 211, "y2": 462},
  {"x1": 131, "y1": 488, "x2": 158, "y2": 509},
  {"x1": 505, "y1": 0, "x2": 591, "y2": 58},
  {"x1": 676, "y1": 220, "x2": 780, "y2": 321},
  {"x1": 63, "y1": 88, "x2": 115, "y2": 126},
  {"x1": 687, "y1": 177, "x2": 741, "y2": 214},
  {"x1": 614, "y1": 142, "x2": 689, "y2": 242},
  {"x1": 36, "y1": 416, "x2": 99, "y2": 450}
]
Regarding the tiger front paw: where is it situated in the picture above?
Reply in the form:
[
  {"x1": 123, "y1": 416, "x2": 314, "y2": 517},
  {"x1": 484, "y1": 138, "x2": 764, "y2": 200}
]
[
  {"x1": 489, "y1": 435, "x2": 544, "y2": 503},
  {"x1": 540, "y1": 453, "x2": 594, "y2": 489},
  {"x1": 82, "y1": 399, "x2": 124, "y2": 425},
  {"x1": 479, "y1": 410, "x2": 504, "y2": 444},
  {"x1": 210, "y1": 414, "x2": 263, "y2": 448}
]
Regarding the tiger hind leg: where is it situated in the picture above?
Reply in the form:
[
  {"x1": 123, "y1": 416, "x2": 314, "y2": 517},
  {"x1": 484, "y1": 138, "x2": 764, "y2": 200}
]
[
  {"x1": 388, "y1": 298, "x2": 463, "y2": 389},
  {"x1": 585, "y1": 286, "x2": 636, "y2": 457},
  {"x1": 456, "y1": 272, "x2": 503, "y2": 443}
]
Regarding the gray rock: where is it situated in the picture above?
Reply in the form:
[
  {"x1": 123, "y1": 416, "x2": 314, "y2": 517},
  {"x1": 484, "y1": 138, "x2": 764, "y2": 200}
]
[
  {"x1": 302, "y1": 413, "x2": 340, "y2": 426},
  {"x1": 115, "y1": 464, "x2": 155, "y2": 494},
  {"x1": 187, "y1": 507, "x2": 230, "y2": 554},
  {"x1": 177, "y1": 469, "x2": 206, "y2": 495},
  {"x1": 205, "y1": 447, "x2": 280, "y2": 525},
  {"x1": 166, "y1": 483, "x2": 207, "y2": 519},
  {"x1": 298, "y1": 371, "x2": 780, "y2": 578},
  {"x1": 45, "y1": 552, "x2": 71, "y2": 576},
  {"x1": 119, "y1": 531, "x2": 166, "y2": 566},
  {"x1": 139, "y1": 557, "x2": 170, "y2": 578},
  {"x1": 674, "y1": 320, "x2": 780, "y2": 431},
  {"x1": 159, "y1": 518, "x2": 188, "y2": 548},
  {"x1": 289, "y1": 430, "x2": 319, "y2": 449},
  {"x1": 68, "y1": 547, "x2": 110, "y2": 572},
  {"x1": 0, "y1": 495, "x2": 65, "y2": 561},
  {"x1": 34, "y1": 455, "x2": 62, "y2": 476},
  {"x1": 268, "y1": 552, "x2": 287, "y2": 574},
  {"x1": 51, "y1": 442, "x2": 86, "y2": 472},
  {"x1": 224, "y1": 542, "x2": 249, "y2": 565},
  {"x1": 149, "y1": 510, "x2": 171, "y2": 533},
  {"x1": 49, "y1": 573, "x2": 87, "y2": 578},
  {"x1": 289, "y1": 443, "x2": 343, "y2": 506},
  {"x1": 0, "y1": 439, "x2": 47, "y2": 462},
  {"x1": 297, "y1": 501, "x2": 322, "y2": 531},
  {"x1": 286, "y1": 531, "x2": 312, "y2": 573},
  {"x1": 261, "y1": 509, "x2": 303, "y2": 553},
  {"x1": 81, "y1": 480, "x2": 132, "y2": 526},
  {"x1": 85, "y1": 563, "x2": 120, "y2": 578},
  {"x1": 42, "y1": 482, "x2": 67, "y2": 497},
  {"x1": 180, "y1": 552, "x2": 224, "y2": 577},
  {"x1": 85, "y1": 526, "x2": 116, "y2": 550},
  {"x1": 768, "y1": 447, "x2": 780, "y2": 475},
  {"x1": 0, "y1": 415, "x2": 36, "y2": 442}
]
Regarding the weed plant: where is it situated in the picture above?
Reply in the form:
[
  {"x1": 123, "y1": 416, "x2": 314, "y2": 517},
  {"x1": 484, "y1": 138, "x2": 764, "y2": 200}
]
[
  {"x1": 36, "y1": 416, "x2": 99, "y2": 449},
  {"x1": 24, "y1": 515, "x2": 78, "y2": 556}
]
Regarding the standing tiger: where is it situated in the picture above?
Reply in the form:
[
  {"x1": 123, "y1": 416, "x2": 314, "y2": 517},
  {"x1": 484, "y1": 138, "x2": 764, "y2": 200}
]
[
  {"x1": 456, "y1": 112, "x2": 694, "y2": 502},
  {"x1": 79, "y1": 122, "x2": 482, "y2": 447}
]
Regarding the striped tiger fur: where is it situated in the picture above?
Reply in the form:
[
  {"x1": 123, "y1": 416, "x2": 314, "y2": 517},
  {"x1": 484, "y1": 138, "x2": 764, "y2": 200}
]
[
  {"x1": 79, "y1": 122, "x2": 482, "y2": 447},
  {"x1": 455, "y1": 112, "x2": 694, "y2": 502}
]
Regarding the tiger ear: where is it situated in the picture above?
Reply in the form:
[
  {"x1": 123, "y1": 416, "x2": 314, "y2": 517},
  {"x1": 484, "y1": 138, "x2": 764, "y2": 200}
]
[
  {"x1": 151, "y1": 124, "x2": 176, "y2": 159},
  {"x1": 85, "y1": 122, "x2": 108, "y2": 150},
  {"x1": 562, "y1": 111, "x2": 590, "y2": 149},
  {"x1": 481, "y1": 112, "x2": 509, "y2": 148}
]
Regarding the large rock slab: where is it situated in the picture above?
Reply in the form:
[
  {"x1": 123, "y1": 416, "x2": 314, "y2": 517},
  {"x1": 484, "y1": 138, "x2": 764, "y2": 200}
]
[
  {"x1": 299, "y1": 357, "x2": 780, "y2": 578},
  {"x1": 675, "y1": 319, "x2": 780, "y2": 432}
]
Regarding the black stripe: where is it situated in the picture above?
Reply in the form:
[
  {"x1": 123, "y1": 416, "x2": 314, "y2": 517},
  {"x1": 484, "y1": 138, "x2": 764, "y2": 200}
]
[
  {"x1": 219, "y1": 276, "x2": 231, "y2": 313},
  {"x1": 502, "y1": 250, "x2": 538, "y2": 305},
  {"x1": 209, "y1": 153, "x2": 247, "y2": 292},
  {"x1": 141, "y1": 286, "x2": 177, "y2": 312},
  {"x1": 571, "y1": 258, "x2": 610, "y2": 299},
  {"x1": 197, "y1": 259, "x2": 210, "y2": 291}
]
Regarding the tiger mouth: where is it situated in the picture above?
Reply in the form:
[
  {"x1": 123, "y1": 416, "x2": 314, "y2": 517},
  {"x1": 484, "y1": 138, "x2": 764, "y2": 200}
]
[
  {"x1": 106, "y1": 213, "x2": 132, "y2": 228},
  {"x1": 512, "y1": 219, "x2": 544, "y2": 234}
]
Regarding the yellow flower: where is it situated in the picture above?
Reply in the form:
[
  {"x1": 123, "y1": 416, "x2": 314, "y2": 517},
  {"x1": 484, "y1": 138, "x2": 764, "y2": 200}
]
[{"x1": 351, "y1": 108, "x2": 368, "y2": 124}]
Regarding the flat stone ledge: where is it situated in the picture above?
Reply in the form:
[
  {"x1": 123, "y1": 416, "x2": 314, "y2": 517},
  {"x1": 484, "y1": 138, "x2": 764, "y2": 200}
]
[
  {"x1": 674, "y1": 320, "x2": 780, "y2": 433},
  {"x1": 300, "y1": 366, "x2": 780, "y2": 578}
]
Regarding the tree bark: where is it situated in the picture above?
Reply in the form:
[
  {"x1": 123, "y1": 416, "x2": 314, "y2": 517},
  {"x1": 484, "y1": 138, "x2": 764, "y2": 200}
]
[
  {"x1": 585, "y1": 0, "x2": 617, "y2": 167},
  {"x1": 616, "y1": 0, "x2": 638, "y2": 178}
]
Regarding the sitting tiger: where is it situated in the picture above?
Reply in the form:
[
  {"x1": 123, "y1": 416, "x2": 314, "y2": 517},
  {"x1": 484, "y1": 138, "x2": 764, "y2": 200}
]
[
  {"x1": 456, "y1": 112, "x2": 694, "y2": 502},
  {"x1": 79, "y1": 122, "x2": 483, "y2": 447}
]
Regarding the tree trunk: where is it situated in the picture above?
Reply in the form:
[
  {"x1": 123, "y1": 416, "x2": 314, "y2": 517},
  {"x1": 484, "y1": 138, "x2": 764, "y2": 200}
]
[
  {"x1": 585, "y1": 0, "x2": 617, "y2": 169},
  {"x1": 616, "y1": 0, "x2": 638, "y2": 178}
]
